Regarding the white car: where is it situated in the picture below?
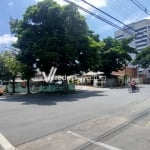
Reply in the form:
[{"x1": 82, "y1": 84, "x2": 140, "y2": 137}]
[{"x1": 0, "y1": 85, "x2": 4, "y2": 96}]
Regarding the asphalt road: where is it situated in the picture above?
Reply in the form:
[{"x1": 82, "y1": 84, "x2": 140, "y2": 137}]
[{"x1": 0, "y1": 85, "x2": 150, "y2": 150}]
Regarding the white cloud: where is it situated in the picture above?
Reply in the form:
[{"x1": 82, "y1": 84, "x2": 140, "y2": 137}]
[
  {"x1": 8, "y1": 1, "x2": 14, "y2": 8},
  {"x1": 123, "y1": 11, "x2": 150, "y2": 25},
  {"x1": 145, "y1": 16, "x2": 150, "y2": 19},
  {"x1": 72, "y1": 0, "x2": 107, "y2": 15},
  {"x1": 35, "y1": 0, "x2": 107, "y2": 15},
  {"x1": 123, "y1": 17, "x2": 138, "y2": 25},
  {"x1": 34, "y1": 0, "x2": 68, "y2": 7},
  {"x1": 54, "y1": 0, "x2": 107, "y2": 7},
  {"x1": 35, "y1": 0, "x2": 44, "y2": 2},
  {"x1": 78, "y1": 0, "x2": 107, "y2": 9},
  {"x1": 54, "y1": 0, "x2": 67, "y2": 6},
  {"x1": 0, "y1": 34, "x2": 17, "y2": 45}
]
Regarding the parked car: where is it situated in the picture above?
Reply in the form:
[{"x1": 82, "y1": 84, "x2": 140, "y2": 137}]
[
  {"x1": 0, "y1": 85, "x2": 4, "y2": 96},
  {"x1": 51, "y1": 79, "x2": 64, "y2": 85}
]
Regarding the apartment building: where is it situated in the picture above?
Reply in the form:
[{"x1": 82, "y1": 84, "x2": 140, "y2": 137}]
[
  {"x1": 115, "y1": 19, "x2": 150, "y2": 50},
  {"x1": 114, "y1": 19, "x2": 150, "y2": 83}
]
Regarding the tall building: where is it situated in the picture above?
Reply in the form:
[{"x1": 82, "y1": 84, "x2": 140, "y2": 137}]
[
  {"x1": 114, "y1": 19, "x2": 150, "y2": 83},
  {"x1": 114, "y1": 19, "x2": 150, "y2": 50}
]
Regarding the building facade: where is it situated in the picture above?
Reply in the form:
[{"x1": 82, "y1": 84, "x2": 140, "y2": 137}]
[
  {"x1": 114, "y1": 19, "x2": 150, "y2": 83},
  {"x1": 115, "y1": 19, "x2": 150, "y2": 50}
]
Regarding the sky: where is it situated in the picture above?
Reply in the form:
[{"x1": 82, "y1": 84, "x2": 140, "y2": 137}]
[{"x1": 0, "y1": 0, "x2": 150, "y2": 50}]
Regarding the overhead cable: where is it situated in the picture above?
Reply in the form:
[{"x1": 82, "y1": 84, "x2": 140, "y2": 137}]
[
  {"x1": 80, "y1": 0, "x2": 135, "y2": 32},
  {"x1": 130, "y1": 0, "x2": 150, "y2": 15},
  {"x1": 109, "y1": 0, "x2": 131, "y2": 14},
  {"x1": 63, "y1": 0, "x2": 133, "y2": 35}
]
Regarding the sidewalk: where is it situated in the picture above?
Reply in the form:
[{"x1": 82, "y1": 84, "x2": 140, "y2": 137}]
[
  {"x1": 75, "y1": 85, "x2": 110, "y2": 92},
  {"x1": 17, "y1": 95, "x2": 150, "y2": 150}
]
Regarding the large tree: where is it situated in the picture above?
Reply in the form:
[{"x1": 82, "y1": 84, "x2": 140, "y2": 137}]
[
  {"x1": 0, "y1": 51, "x2": 22, "y2": 93},
  {"x1": 133, "y1": 46, "x2": 150, "y2": 68},
  {"x1": 98, "y1": 37, "x2": 136, "y2": 77},
  {"x1": 0, "y1": 53, "x2": 12, "y2": 81},
  {"x1": 10, "y1": 0, "x2": 102, "y2": 80}
]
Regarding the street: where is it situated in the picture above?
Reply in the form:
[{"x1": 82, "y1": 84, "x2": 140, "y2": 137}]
[{"x1": 0, "y1": 85, "x2": 150, "y2": 150}]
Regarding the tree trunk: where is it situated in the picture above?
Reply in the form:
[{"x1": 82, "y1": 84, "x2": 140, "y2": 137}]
[
  {"x1": 27, "y1": 79, "x2": 30, "y2": 94},
  {"x1": 124, "y1": 66, "x2": 127, "y2": 86},
  {"x1": 12, "y1": 75, "x2": 16, "y2": 93},
  {"x1": 64, "y1": 75, "x2": 69, "y2": 93}
]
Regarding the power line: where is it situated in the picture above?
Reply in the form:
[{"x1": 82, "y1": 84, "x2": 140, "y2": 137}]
[
  {"x1": 108, "y1": 0, "x2": 133, "y2": 18},
  {"x1": 63, "y1": 0, "x2": 133, "y2": 35},
  {"x1": 105, "y1": 0, "x2": 147, "y2": 24},
  {"x1": 130, "y1": 0, "x2": 150, "y2": 15},
  {"x1": 79, "y1": 0, "x2": 135, "y2": 32},
  {"x1": 64, "y1": 0, "x2": 121, "y2": 30}
]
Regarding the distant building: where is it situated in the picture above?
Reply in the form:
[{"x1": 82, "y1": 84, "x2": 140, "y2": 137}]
[
  {"x1": 115, "y1": 19, "x2": 150, "y2": 51},
  {"x1": 114, "y1": 19, "x2": 150, "y2": 83}
]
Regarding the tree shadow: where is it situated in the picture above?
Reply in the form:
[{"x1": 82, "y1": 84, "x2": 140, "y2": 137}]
[{"x1": 0, "y1": 90, "x2": 107, "y2": 106}]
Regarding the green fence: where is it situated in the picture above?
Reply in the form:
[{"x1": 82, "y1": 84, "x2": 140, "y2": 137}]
[{"x1": 7, "y1": 82, "x2": 75, "y2": 94}]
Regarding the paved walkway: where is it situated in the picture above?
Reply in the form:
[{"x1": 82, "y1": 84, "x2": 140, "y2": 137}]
[{"x1": 75, "y1": 85, "x2": 110, "y2": 92}]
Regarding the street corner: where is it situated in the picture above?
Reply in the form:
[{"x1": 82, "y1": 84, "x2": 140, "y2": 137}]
[
  {"x1": 17, "y1": 130, "x2": 86, "y2": 150},
  {"x1": 16, "y1": 115, "x2": 127, "y2": 150}
]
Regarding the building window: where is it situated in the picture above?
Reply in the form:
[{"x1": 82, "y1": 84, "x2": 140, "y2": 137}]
[
  {"x1": 135, "y1": 35, "x2": 147, "y2": 40},
  {"x1": 136, "y1": 31, "x2": 147, "y2": 36},
  {"x1": 115, "y1": 34, "x2": 124, "y2": 39},
  {"x1": 135, "y1": 27, "x2": 147, "y2": 32},
  {"x1": 136, "y1": 43, "x2": 148, "y2": 48},
  {"x1": 135, "y1": 39, "x2": 147, "y2": 44}
]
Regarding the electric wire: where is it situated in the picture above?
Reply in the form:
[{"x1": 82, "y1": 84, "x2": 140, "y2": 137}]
[
  {"x1": 108, "y1": 0, "x2": 132, "y2": 17},
  {"x1": 79, "y1": 0, "x2": 135, "y2": 32},
  {"x1": 63, "y1": 0, "x2": 133, "y2": 35},
  {"x1": 104, "y1": 4, "x2": 128, "y2": 21},
  {"x1": 130, "y1": 0, "x2": 150, "y2": 15},
  {"x1": 106, "y1": 0, "x2": 147, "y2": 23}
]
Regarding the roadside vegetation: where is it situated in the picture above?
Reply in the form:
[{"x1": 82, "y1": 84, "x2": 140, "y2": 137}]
[{"x1": 0, "y1": 0, "x2": 139, "y2": 93}]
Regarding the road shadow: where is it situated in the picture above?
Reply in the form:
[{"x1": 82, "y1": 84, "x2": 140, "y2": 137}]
[{"x1": 0, "y1": 90, "x2": 108, "y2": 106}]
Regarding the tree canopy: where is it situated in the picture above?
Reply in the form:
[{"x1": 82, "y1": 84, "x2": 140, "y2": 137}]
[
  {"x1": 0, "y1": 51, "x2": 22, "y2": 92},
  {"x1": 98, "y1": 37, "x2": 136, "y2": 77},
  {"x1": 10, "y1": 0, "x2": 102, "y2": 77},
  {"x1": 133, "y1": 46, "x2": 150, "y2": 68},
  {"x1": 9, "y1": 0, "x2": 137, "y2": 79},
  {"x1": 0, "y1": 51, "x2": 21, "y2": 80},
  {"x1": 0, "y1": 53, "x2": 12, "y2": 81}
]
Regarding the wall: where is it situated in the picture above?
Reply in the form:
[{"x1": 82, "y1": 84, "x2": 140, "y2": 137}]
[{"x1": 7, "y1": 82, "x2": 75, "y2": 93}]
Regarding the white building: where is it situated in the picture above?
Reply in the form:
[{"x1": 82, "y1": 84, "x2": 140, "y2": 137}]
[
  {"x1": 115, "y1": 19, "x2": 150, "y2": 50},
  {"x1": 114, "y1": 19, "x2": 150, "y2": 83}
]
